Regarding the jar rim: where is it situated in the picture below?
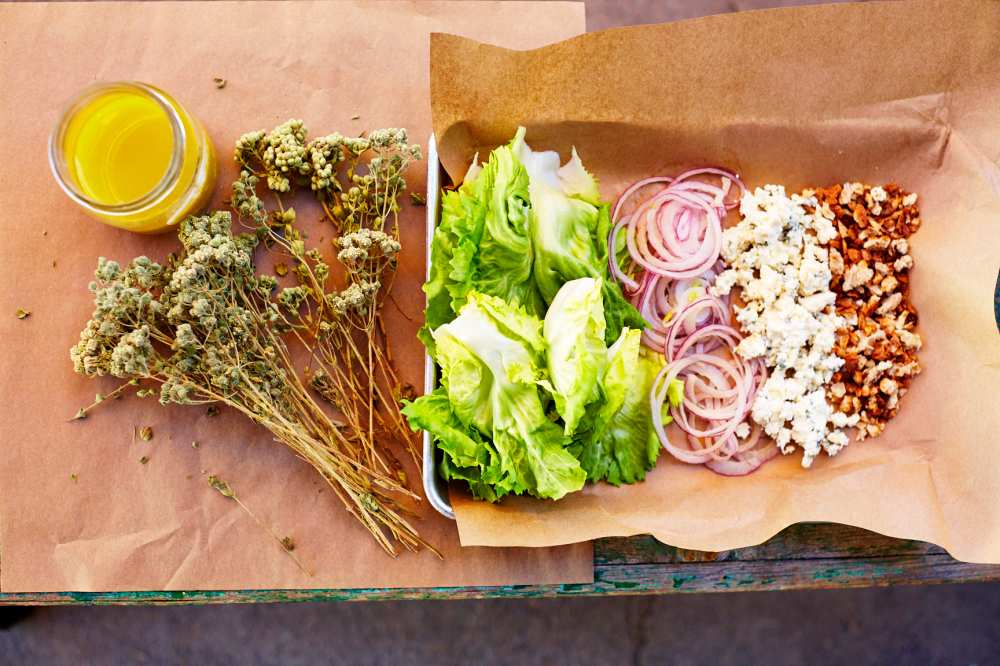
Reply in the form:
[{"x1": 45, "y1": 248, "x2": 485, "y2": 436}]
[{"x1": 48, "y1": 81, "x2": 187, "y2": 215}]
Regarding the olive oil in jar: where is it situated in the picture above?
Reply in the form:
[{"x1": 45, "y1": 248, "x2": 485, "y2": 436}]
[{"x1": 50, "y1": 82, "x2": 217, "y2": 233}]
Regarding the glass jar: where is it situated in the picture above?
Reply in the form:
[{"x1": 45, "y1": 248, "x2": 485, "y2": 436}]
[{"x1": 49, "y1": 81, "x2": 217, "y2": 234}]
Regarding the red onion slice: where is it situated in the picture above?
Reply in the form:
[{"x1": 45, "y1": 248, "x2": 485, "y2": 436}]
[
  {"x1": 609, "y1": 168, "x2": 777, "y2": 477},
  {"x1": 608, "y1": 169, "x2": 742, "y2": 285}
]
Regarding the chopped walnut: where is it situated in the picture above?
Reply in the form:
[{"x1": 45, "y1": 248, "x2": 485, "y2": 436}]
[
  {"x1": 809, "y1": 182, "x2": 922, "y2": 441},
  {"x1": 897, "y1": 329, "x2": 922, "y2": 350},
  {"x1": 864, "y1": 237, "x2": 891, "y2": 250},
  {"x1": 829, "y1": 247, "x2": 845, "y2": 276},
  {"x1": 842, "y1": 261, "x2": 873, "y2": 291},
  {"x1": 891, "y1": 360, "x2": 921, "y2": 378},
  {"x1": 839, "y1": 183, "x2": 858, "y2": 205},
  {"x1": 877, "y1": 293, "x2": 902, "y2": 315}
]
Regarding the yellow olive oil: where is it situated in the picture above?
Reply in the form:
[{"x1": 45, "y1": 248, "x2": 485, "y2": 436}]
[
  {"x1": 51, "y1": 82, "x2": 217, "y2": 233},
  {"x1": 63, "y1": 89, "x2": 175, "y2": 205}
]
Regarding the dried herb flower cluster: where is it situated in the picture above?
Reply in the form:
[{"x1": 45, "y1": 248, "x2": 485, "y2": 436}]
[{"x1": 235, "y1": 121, "x2": 419, "y2": 231}]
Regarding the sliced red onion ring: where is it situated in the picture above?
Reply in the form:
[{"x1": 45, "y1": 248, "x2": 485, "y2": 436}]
[
  {"x1": 632, "y1": 281, "x2": 729, "y2": 353},
  {"x1": 612, "y1": 168, "x2": 776, "y2": 477},
  {"x1": 704, "y1": 424, "x2": 779, "y2": 476},
  {"x1": 609, "y1": 168, "x2": 743, "y2": 285}
]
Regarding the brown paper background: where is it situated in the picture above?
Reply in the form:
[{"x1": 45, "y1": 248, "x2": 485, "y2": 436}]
[
  {"x1": 430, "y1": 0, "x2": 1000, "y2": 563},
  {"x1": 0, "y1": 0, "x2": 593, "y2": 593}
]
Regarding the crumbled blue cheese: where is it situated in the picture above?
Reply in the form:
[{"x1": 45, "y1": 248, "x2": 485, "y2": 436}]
[{"x1": 713, "y1": 185, "x2": 859, "y2": 467}]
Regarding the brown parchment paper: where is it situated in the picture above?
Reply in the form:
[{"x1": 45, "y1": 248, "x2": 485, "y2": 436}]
[
  {"x1": 0, "y1": 0, "x2": 592, "y2": 594},
  {"x1": 430, "y1": 0, "x2": 1000, "y2": 563}
]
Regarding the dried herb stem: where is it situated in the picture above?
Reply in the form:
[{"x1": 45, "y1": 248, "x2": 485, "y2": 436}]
[
  {"x1": 207, "y1": 474, "x2": 311, "y2": 575},
  {"x1": 71, "y1": 378, "x2": 137, "y2": 420}
]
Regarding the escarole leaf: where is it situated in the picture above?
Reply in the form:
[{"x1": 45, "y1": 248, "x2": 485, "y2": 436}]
[
  {"x1": 420, "y1": 164, "x2": 488, "y2": 351},
  {"x1": 426, "y1": 292, "x2": 585, "y2": 501},
  {"x1": 576, "y1": 328, "x2": 681, "y2": 486},
  {"x1": 420, "y1": 131, "x2": 543, "y2": 352},
  {"x1": 401, "y1": 388, "x2": 511, "y2": 502},
  {"x1": 512, "y1": 129, "x2": 643, "y2": 344},
  {"x1": 543, "y1": 277, "x2": 606, "y2": 435}
]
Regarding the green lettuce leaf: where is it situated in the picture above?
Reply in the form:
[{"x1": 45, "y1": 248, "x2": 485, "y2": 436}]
[
  {"x1": 542, "y1": 277, "x2": 607, "y2": 435},
  {"x1": 425, "y1": 292, "x2": 586, "y2": 500},
  {"x1": 458, "y1": 137, "x2": 543, "y2": 316},
  {"x1": 594, "y1": 204, "x2": 648, "y2": 343},
  {"x1": 575, "y1": 328, "x2": 683, "y2": 486},
  {"x1": 421, "y1": 161, "x2": 489, "y2": 345},
  {"x1": 512, "y1": 130, "x2": 644, "y2": 344},
  {"x1": 420, "y1": 132, "x2": 544, "y2": 352},
  {"x1": 401, "y1": 388, "x2": 512, "y2": 502}
]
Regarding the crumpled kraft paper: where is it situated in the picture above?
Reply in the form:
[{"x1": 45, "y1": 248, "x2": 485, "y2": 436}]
[
  {"x1": 430, "y1": 0, "x2": 1000, "y2": 563},
  {"x1": 0, "y1": 0, "x2": 592, "y2": 593}
]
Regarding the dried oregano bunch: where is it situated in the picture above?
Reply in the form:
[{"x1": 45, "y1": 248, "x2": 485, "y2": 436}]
[
  {"x1": 70, "y1": 211, "x2": 430, "y2": 557},
  {"x1": 232, "y1": 120, "x2": 422, "y2": 471}
]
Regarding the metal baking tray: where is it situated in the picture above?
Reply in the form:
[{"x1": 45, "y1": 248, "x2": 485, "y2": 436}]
[{"x1": 421, "y1": 134, "x2": 455, "y2": 519}]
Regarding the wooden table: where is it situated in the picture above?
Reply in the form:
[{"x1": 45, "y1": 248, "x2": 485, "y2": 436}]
[
  {"x1": 3, "y1": 523, "x2": 1000, "y2": 603},
  {"x1": 4, "y1": 0, "x2": 999, "y2": 607}
]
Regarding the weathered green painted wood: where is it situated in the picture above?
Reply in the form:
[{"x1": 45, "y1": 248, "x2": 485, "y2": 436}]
[
  {"x1": 2, "y1": 551, "x2": 998, "y2": 605},
  {"x1": 588, "y1": 554, "x2": 1000, "y2": 595},
  {"x1": 594, "y1": 524, "x2": 943, "y2": 565},
  {"x1": 0, "y1": 524, "x2": 987, "y2": 604}
]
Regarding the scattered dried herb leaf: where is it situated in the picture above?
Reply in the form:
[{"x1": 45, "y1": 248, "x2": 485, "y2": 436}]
[
  {"x1": 350, "y1": 114, "x2": 360, "y2": 120},
  {"x1": 70, "y1": 473, "x2": 78, "y2": 482},
  {"x1": 16, "y1": 308, "x2": 30, "y2": 319},
  {"x1": 274, "y1": 262, "x2": 289, "y2": 277},
  {"x1": 409, "y1": 192, "x2": 426, "y2": 206},
  {"x1": 206, "y1": 474, "x2": 310, "y2": 575},
  {"x1": 208, "y1": 474, "x2": 235, "y2": 498},
  {"x1": 213, "y1": 77, "x2": 227, "y2": 89},
  {"x1": 139, "y1": 455, "x2": 149, "y2": 465},
  {"x1": 138, "y1": 426, "x2": 154, "y2": 442},
  {"x1": 191, "y1": 440, "x2": 200, "y2": 449},
  {"x1": 136, "y1": 388, "x2": 155, "y2": 398}
]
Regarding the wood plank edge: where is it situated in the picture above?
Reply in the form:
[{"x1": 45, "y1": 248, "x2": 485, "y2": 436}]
[
  {"x1": 2, "y1": 552, "x2": 997, "y2": 604},
  {"x1": 593, "y1": 527, "x2": 945, "y2": 565}
]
